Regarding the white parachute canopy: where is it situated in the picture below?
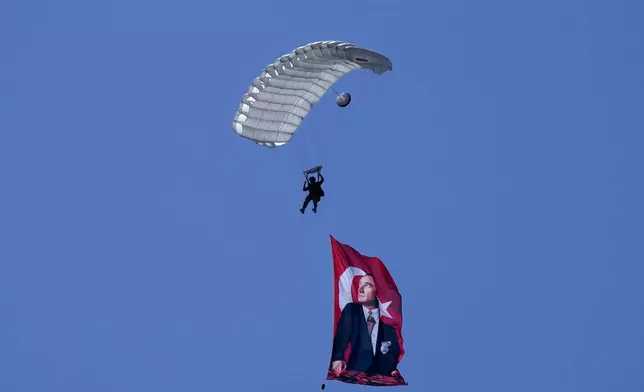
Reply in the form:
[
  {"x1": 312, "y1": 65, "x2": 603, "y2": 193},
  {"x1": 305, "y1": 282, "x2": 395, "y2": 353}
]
[{"x1": 232, "y1": 41, "x2": 392, "y2": 148}]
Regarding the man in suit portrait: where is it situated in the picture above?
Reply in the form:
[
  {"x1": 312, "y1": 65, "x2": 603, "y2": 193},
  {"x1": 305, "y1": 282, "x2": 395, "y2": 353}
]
[{"x1": 330, "y1": 274, "x2": 401, "y2": 377}]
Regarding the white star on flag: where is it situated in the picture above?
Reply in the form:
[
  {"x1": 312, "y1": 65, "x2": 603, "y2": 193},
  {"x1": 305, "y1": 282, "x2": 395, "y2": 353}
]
[{"x1": 379, "y1": 300, "x2": 393, "y2": 319}]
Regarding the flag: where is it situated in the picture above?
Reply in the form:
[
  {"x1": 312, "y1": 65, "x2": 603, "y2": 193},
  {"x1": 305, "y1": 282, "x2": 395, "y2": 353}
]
[{"x1": 326, "y1": 235, "x2": 407, "y2": 386}]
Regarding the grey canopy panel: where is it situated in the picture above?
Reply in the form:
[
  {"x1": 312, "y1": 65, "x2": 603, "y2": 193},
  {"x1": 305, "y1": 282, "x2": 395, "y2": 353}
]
[{"x1": 232, "y1": 41, "x2": 392, "y2": 148}]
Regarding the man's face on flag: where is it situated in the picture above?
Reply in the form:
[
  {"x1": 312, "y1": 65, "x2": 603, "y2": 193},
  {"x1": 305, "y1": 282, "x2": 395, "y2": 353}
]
[{"x1": 357, "y1": 275, "x2": 376, "y2": 303}]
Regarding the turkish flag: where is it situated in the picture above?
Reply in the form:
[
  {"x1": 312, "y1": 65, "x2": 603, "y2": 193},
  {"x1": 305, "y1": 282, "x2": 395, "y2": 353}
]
[{"x1": 327, "y1": 235, "x2": 407, "y2": 386}]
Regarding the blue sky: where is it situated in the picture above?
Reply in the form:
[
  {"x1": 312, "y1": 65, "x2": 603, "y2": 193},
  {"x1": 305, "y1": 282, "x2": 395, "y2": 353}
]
[{"x1": 1, "y1": 0, "x2": 643, "y2": 391}]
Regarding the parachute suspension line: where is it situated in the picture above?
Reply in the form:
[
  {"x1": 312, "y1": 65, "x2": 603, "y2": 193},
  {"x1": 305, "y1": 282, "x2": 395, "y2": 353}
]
[
  {"x1": 303, "y1": 129, "x2": 309, "y2": 167},
  {"x1": 301, "y1": 128, "x2": 316, "y2": 176},
  {"x1": 330, "y1": 86, "x2": 340, "y2": 97}
]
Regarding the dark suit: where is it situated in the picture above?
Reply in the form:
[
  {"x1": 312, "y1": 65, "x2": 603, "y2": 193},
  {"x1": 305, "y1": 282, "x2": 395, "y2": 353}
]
[{"x1": 330, "y1": 302, "x2": 400, "y2": 376}]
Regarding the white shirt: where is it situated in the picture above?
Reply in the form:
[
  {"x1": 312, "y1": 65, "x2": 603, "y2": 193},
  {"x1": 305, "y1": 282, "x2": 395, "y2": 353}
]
[{"x1": 362, "y1": 306, "x2": 379, "y2": 355}]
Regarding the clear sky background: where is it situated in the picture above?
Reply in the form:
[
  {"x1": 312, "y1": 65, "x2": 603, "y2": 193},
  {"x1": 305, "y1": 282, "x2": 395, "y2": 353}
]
[{"x1": 1, "y1": 0, "x2": 643, "y2": 391}]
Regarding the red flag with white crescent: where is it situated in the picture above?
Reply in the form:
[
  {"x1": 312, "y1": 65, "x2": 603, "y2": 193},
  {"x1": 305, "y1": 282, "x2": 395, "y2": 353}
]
[{"x1": 326, "y1": 235, "x2": 407, "y2": 386}]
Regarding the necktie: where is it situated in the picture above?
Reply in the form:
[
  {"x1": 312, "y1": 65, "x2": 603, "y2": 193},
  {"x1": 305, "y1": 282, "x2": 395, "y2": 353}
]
[{"x1": 367, "y1": 311, "x2": 376, "y2": 336}]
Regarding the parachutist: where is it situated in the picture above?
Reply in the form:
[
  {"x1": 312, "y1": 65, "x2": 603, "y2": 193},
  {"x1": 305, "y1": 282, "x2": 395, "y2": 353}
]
[{"x1": 300, "y1": 173, "x2": 325, "y2": 214}]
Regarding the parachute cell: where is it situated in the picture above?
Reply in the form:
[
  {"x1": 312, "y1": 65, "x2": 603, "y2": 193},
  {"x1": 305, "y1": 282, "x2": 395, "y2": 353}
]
[{"x1": 232, "y1": 41, "x2": 392, "y2": 148}]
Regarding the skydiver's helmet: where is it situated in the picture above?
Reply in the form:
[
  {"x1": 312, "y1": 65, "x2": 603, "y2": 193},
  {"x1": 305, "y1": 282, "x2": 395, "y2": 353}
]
[{"x1": 309, "y1": 177, "x2": 316, "y2": 183}]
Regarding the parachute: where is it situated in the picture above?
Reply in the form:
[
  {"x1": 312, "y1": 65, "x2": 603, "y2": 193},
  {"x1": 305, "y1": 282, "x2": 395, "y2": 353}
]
[{"x1": 232, "y1": 41, "x2": 392, "y2": 148}]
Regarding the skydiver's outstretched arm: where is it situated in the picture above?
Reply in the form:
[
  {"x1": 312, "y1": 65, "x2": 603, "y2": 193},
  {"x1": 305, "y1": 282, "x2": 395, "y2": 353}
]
[
  {"x1": 318, "y1": 174, "x2": 324, "y2": 185},
  {"x1": 303, "y1": 180, "x2": 308, "y2": 191}
]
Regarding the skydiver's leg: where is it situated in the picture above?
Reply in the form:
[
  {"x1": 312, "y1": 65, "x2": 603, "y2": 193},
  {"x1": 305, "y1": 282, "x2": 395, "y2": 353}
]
[
  {"x1": 301, "y1": 195, "x2": 311, "y2": 213},
  {"x1": 312, "y1": 200, "x2": 319, "y2": 213}
]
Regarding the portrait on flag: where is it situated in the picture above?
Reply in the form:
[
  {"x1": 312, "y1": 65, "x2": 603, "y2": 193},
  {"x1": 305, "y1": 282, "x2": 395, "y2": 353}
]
[{"x1": 326, "y1": 235, "x2": 407, "y2": 386}]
